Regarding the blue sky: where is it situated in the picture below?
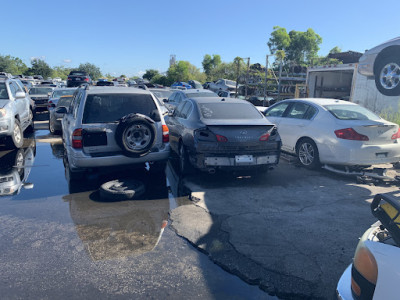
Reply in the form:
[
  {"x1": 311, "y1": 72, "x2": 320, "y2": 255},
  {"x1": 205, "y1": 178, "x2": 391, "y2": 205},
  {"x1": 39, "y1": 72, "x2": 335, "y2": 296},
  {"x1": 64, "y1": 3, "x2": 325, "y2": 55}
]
[{"x1": 1, "y1": 0, "x2": 399, "y2": 77}]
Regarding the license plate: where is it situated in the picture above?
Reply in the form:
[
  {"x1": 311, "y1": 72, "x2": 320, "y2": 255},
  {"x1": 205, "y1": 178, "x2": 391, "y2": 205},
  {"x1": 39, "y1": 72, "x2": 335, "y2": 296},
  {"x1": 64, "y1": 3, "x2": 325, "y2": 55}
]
[
  {"x1": 376, "y1": 153, "x2": 388, "y2": 158},
  {"x1": 75, "y1": 78, "x2": 80, "y2": 80},
  {"x1": 235, "y1": 155, "x2": 253, "y2": 164}
]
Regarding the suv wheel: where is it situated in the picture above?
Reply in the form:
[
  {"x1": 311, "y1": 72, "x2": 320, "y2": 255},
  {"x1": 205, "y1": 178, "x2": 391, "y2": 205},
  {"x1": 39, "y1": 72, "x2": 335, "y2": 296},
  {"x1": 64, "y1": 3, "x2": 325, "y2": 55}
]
[
  {"x1": 8, "y1": 119, "x2": 24, "y2": 149},
  {"x1": 115, "y1": 114, "x2": 156, "y2": 157}
]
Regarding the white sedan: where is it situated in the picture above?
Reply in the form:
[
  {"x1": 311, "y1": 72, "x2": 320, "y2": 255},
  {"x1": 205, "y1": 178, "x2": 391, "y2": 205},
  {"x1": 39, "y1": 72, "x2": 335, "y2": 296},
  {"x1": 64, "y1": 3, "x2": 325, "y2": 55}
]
[
  {"x1": 264, "y1": 98, "x2": 400, "y2": 169},
  {"x1": 358, "y1": 37, "x2": 400, "y2": 96},
  {"x1": 336, "y1": 193, "x2": 400, "y2": 300}
]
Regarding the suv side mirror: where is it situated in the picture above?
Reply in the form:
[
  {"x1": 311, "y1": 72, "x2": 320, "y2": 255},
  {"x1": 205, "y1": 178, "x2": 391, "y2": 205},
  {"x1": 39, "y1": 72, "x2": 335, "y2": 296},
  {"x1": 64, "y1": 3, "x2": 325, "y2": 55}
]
[
  {"x1": 163, "y1": 98, "x2": 169, "y2": 103},
  {"x1": 56, "y1": 106, "x2": 68, "y2": 114},
  {"x1": 15, "y1": 91, "x2": 26, "y2": 99}
]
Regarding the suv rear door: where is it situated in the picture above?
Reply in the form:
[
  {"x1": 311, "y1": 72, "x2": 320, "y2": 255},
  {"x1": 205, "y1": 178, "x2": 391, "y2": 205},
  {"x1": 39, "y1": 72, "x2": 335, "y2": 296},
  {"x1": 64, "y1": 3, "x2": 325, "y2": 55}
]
[{"x1": 80, "y1": 93, "x2": 162, "y2": 155}]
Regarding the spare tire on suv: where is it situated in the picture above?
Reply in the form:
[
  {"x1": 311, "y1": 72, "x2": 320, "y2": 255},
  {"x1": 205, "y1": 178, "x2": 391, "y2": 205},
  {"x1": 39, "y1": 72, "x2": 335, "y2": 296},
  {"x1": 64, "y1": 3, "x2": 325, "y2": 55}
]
[{"x1": 115, "y1": 113, "x2": 156, "y2": 157}]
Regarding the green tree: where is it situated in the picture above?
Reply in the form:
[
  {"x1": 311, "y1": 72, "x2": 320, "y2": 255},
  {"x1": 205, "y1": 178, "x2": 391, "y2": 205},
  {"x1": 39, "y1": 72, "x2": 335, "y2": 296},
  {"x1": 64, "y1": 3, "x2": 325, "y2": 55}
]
[
  {"x1": 151, "y1": 74, "x2": 171, "y2": 86},
  {"x1": 0, "y1": 55, "x2": 28, "y2": 75},
  {"x1": 267, "y1": 26, "x2": 291, "y2": 54},
  {"x1": 329, "y1": 46, "x2": 342, "y2": 54},
  {"x1": 28, "y1": 59, "x2": 52, "y2": 78},
  {"x1": 52, "y1": 66, "x2": 72, "y2": 80},
  {"x1": 268, "y1": 26, "x2": 322, "y2": 65},
  {"x1": 77, "y1": 62, "x2": 102, "y2": 80},
  {"x1": 202, "y1": 54, "x2": 222, "y2": 80},
  {"x1": 143, "y1": 69, "x2": 159, "y2": 81}
]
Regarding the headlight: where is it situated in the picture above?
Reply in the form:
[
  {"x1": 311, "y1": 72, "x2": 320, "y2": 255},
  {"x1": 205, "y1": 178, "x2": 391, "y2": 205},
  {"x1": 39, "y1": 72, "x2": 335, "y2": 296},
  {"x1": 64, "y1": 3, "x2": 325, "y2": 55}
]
[
  {"x1": 351, "y1": 230, "x2": 378, "y2": 299},
  {"x1": 0, "y1": 108, "x2": 6, "y2": 117}
]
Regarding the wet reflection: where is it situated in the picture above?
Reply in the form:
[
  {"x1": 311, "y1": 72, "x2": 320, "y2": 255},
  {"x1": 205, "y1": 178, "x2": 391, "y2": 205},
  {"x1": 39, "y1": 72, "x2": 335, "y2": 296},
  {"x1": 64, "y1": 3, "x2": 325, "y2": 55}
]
[
  {"x1": 50, "y1": 142, "x2": 64, "y2": 159},
  {"x1": 0, "y1": 139, "x2": 36, "y2": 196},
  {"x1": 64, "y1": 191, "x2": 169, "y2": 261}
]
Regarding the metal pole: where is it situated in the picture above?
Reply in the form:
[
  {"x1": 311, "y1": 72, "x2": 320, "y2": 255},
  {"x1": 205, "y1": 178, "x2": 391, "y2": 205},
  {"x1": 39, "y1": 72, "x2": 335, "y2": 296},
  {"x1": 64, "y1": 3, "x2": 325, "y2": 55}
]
[
  {"x1": 277, "y1": 60, "x2": 283, "y2": 100},
  {"x1": 235, "y1": 59, "x2": 240, "y2": 98},
  {"x1": 245, "y1": 57, "x2": 250, "y2": 98},
  {"x1": 264, "y1": 55, "x2": 269, "y2": 100}
]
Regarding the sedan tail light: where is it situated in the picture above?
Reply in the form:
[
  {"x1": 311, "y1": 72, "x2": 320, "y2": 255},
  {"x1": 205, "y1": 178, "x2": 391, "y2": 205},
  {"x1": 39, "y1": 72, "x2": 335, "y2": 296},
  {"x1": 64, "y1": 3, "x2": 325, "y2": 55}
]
[
  {"x1": 334, "y1": 128, "x2": 369, "y2": 141},
  {"x1": 259, "y1": 133, "x2": 270, "y2": 141},
  {"x1": 84, "y1": 78, "x2": 89, "y2": 82},
  {"x1": 162, "y1": 125, "x2": 169, "y2": 143},
  {"x1": 72, "y1": 129, "x2": 83, "y2": 149},
  {"x1": 216, "y1": 134, "x2": 228, "y2": 142},
  {"x1": 67, "y1": 78, "x2": 72, "y2": 81},
  {"x1": 391, "y1": 128, "x2": 400, "y2": 139}
]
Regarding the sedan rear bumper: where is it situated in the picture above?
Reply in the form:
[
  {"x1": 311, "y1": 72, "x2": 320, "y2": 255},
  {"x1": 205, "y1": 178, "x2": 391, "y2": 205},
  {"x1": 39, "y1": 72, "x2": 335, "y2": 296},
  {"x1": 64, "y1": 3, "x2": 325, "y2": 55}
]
[
  {"x1": 320, "y1": 141, "x2": 400, "y2": 166},
  {"x1": 192, "y1": 150, "x2": 280, "y2": 170}
]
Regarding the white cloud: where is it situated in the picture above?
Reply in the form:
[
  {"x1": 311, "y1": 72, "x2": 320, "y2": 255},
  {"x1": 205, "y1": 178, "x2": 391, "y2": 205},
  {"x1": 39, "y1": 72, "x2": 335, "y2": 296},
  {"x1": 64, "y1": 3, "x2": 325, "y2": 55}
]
[{"x1": 63, "y1": 59, "x2": 72, "y2": 64}]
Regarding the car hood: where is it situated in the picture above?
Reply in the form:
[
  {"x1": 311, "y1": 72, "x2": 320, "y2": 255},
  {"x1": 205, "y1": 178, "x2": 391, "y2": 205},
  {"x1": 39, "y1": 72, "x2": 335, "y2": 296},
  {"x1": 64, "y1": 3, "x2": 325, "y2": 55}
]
[
  {"x1": 0, "y1": 99, "x2": 10, "y2": 109},
  {"x1": 201, "y1": 118, "x2": 274, "y2": 126}
]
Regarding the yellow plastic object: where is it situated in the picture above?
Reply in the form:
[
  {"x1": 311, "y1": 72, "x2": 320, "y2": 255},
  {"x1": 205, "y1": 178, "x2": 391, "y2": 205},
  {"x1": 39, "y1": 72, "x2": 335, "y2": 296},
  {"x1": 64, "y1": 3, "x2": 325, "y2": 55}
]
[{"x1": 381, "y1": 203, "x2": 400, "y2": 229}]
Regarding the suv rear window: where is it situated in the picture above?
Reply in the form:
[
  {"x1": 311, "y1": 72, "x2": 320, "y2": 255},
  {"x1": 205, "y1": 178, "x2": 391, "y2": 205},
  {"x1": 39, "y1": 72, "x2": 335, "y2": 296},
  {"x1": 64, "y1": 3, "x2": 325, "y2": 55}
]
[
  {"x1": 70, "y1": 72, "x2": 86, "y2": 76},
  {"x1": 83, "y1": 93, "x2": 157, "y2": 124},
  {"x1": 0, "y1": 83, "x2": 9, "y2": 99}
]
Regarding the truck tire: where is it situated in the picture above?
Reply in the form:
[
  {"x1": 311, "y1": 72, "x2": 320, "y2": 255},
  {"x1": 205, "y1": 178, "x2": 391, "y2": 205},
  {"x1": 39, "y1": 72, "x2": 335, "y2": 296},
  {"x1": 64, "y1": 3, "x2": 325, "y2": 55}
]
[
  {"x1": 374, "y1": 52, "x2": 400, "y2": 96},
  {"x1": 115, "y1": 113, "x2": 156, "y2": 157}
]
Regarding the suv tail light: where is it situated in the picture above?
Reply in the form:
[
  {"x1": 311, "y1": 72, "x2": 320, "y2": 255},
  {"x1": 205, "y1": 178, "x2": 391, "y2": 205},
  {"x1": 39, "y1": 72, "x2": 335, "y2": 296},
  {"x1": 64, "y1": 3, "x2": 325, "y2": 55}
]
[
  {"x1": 72, "y1": 129, "x2": 83, "y2": 149},
  {"x1": 392, "y1": 128, "x2": 400, "y2": 139},
  {"x1": 67, "y1": 78, "x2": 72, "y2": 81},
  {"x1": 162, "y1": 125, "x2": 169, "y2": 143},
  {"x1": 84, "y1": 78, "x2": 89, "y2": 82},
  {"x1": 334, "y1": 128, "x2": 369, "y2": 141}
]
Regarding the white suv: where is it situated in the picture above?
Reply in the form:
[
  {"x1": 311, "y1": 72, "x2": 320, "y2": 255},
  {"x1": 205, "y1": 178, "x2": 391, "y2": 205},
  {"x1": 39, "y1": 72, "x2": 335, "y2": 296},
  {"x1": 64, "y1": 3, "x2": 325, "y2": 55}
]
[
  {"x1": 0, "y1": 78, "x2": 33, "y2": 148},
  {"x1": 61, "y1": 85, "x2": 170, "y2": 179}
]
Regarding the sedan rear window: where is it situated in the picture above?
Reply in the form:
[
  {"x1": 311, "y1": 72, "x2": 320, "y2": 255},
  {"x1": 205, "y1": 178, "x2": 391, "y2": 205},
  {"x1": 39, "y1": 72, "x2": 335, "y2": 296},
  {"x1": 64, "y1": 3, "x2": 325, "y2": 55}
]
[
  {"x1": 83, "y1": 93, "x2": 157, "y2": 123},
  {"x1": 186, "y1": 92, "x2": 217, "y2": 98},
  {"x1": 325, "y1": 104, "x2": 380, "y2": 121},
  {"x1": 199, "y1": 102, "x2": 263, "y2": 119}
]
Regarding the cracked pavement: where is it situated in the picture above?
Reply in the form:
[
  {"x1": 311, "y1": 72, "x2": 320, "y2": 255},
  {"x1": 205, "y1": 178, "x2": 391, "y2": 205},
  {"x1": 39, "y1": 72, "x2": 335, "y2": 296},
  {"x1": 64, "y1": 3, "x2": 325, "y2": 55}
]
[{"x1": 169, "y1": 160, "x2": 400, "y2": 299}]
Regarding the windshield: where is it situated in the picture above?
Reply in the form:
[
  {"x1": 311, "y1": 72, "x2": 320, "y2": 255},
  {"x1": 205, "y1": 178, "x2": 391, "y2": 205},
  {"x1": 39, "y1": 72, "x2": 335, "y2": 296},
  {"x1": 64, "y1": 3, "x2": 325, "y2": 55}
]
[
  {"x1": 199, "y1": 102, "x2": 263, "y2": 119},
  {"x1": 0, "y1": 83, "x2": 9, "y2": 99},
  {"x1": 83, "y1": 93, "x2": 157, "y2": 123},
  {"x1": 52, "y1": 90, "x2": 75, "y2": 98},
  {"x1": 324, "y1": 104, "x2": 381, "y2": 121},
  {"x1": 29, "y1": 87, "x2": 53, "y2": 95},
  {"x1": 226, "y1": 80, "x2": 236, "y2": 86},
  {"x1": 186, "y1": 92, "x2": 217, "y2": 98}
]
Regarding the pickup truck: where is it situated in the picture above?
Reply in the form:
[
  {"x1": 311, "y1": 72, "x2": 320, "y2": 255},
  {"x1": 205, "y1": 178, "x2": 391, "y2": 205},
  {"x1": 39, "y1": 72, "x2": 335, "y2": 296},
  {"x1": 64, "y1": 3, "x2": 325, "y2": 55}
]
[{"x1": 67, "y1": 71, "x2": 92, "y2": 87}]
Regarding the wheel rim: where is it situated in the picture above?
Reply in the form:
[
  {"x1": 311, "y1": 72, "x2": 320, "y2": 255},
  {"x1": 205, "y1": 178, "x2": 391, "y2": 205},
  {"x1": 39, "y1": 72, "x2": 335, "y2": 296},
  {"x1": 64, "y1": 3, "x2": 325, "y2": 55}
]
[
  {"x1": 380, "y1": 62, "x2": 400, "y2": 90},
  {"x1": 298, "y1": 142, "x2": 315, "y2": 166},
  {"x1": 14, "y1": 124, "x2": 22, "y2": 144},
  {"x1": 123, "y1": 124, "x2": 152, "y2": 150}
]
